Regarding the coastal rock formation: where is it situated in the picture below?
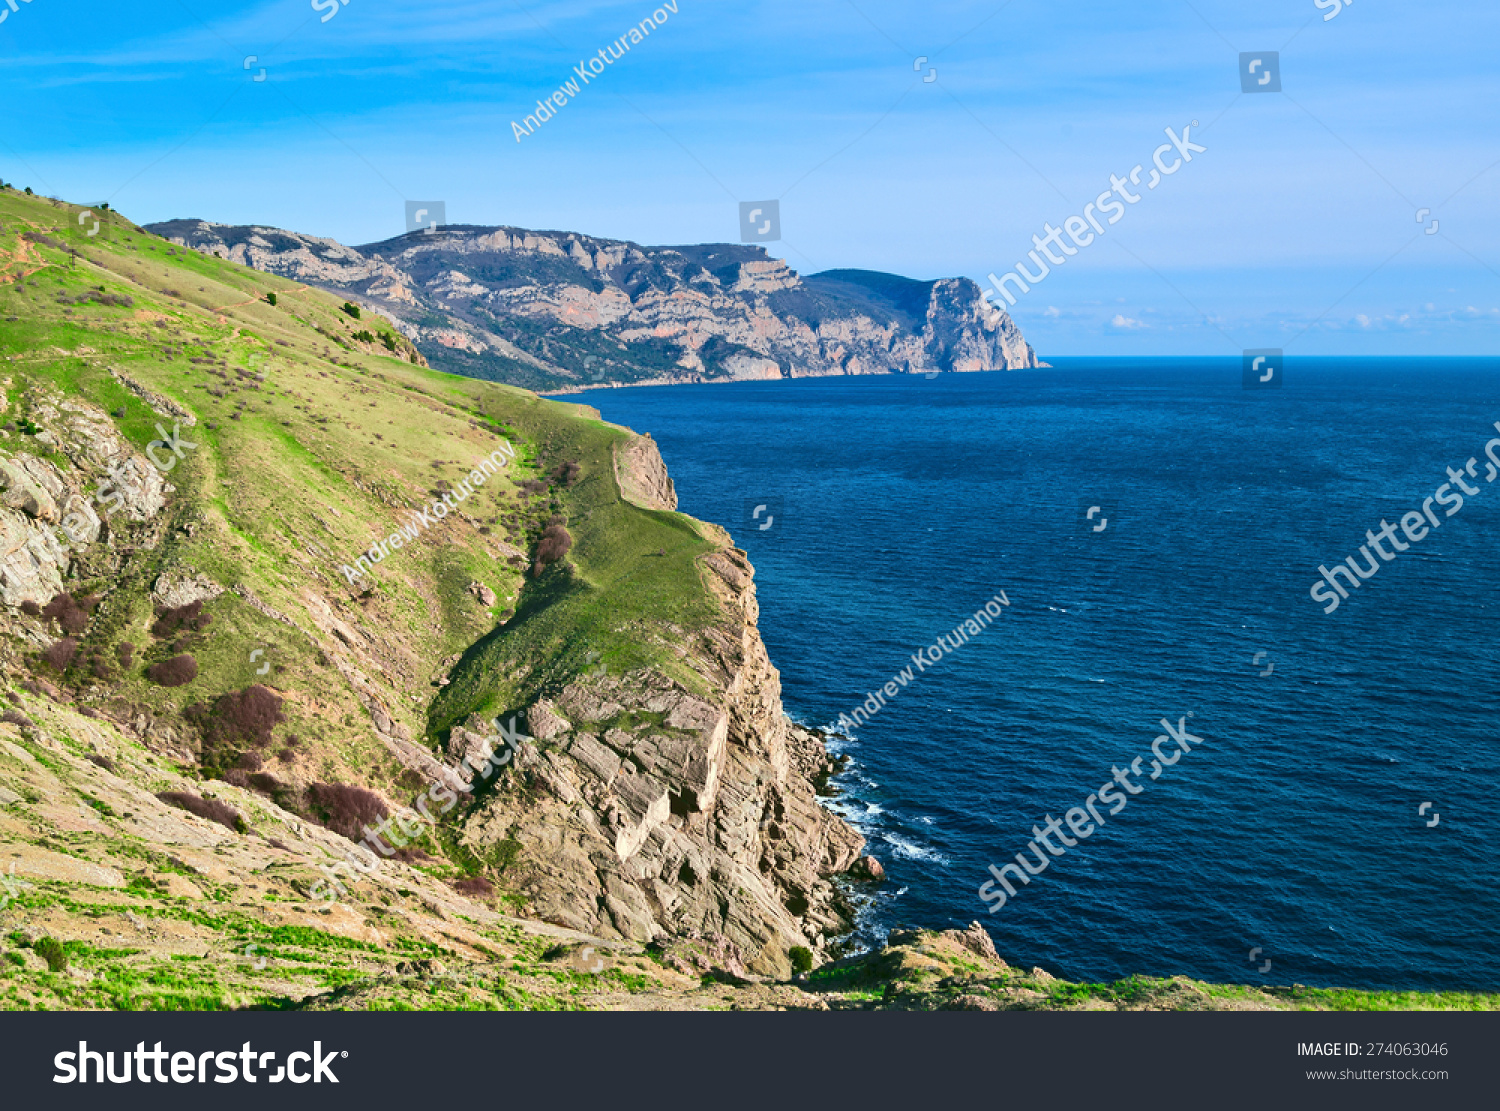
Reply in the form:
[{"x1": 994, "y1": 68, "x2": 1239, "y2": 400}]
[
  {"x1": 454, "y1": 545, "x2": 863, "y2": 978},
  {"x1": 613, "y1": 433, "x2": 677, "y2": 512},
  {"x1": 0, "y1": 188, "x2": 867, "y2": 993},
  {"x1": 147, "y1": 219, "x2": 1040, "y2": 392}
]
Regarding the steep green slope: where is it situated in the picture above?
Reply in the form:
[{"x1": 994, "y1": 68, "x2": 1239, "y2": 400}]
[{"x1": 0, "y1": 186, "x2": 723, "y2": 885}]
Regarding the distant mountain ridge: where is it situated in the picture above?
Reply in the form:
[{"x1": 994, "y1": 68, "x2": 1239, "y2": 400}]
[{"x1": 146, "y1": 219, "x2": 1039, "y2": 392}]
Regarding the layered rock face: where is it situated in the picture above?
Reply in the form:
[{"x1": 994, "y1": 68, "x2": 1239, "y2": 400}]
[
  {"x1": 147, "y1": 219, "x2": 1039, "y2": 391},
  {"x1": 451, "y1": 543, "x2": 863, "y2": 978},
  {"x1": 0, "y1": 386, "x2": 173, "y2": 610}
]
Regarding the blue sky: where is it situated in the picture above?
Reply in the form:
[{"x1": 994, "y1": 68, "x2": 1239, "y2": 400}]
[{"x1": 3, "y1": 0, "x2": 1498, "y2": 355}]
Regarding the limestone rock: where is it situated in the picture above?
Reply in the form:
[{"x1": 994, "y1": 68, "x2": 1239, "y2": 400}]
[
  {"x1": 614, "y1": 434, "x2": 677, "y2": 512},
  {"x1": 152, "y1": 571, "x2": 225, "y2": 609},
  {"x1": 943, "y1": 920, "x2": 1001, "y2": 963},
  {"x1": 145, "y1": 220, "x2": 1039, "y2": 392},
  {"x1": 851, "y1": 855, "x2": 885, "y2": 882},
  {"x1": 527, "y1": 699, "x2": 570, "y2": 741},
  {"x1": 449, "y1": 544, "x2": 866, "y2": 978}
]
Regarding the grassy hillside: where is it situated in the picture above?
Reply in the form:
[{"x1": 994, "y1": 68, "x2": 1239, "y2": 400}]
[
  {"x1": 0, "y1": 187, "x2": 732, "y2": 896},
  {"x1": 0, "y1": 188, "x2": 719, "y2": 752}
]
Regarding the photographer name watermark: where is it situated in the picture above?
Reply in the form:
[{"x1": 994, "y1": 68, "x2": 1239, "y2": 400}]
[
  {"x1": 512, "y1": 0, "x2": 680, "y2": 142},
  {"x1": 340, "y1": 442, "x2": 516, "y2": 584},
  {"x1": 835, "y1": 593, "x2": 1009, "y2": 734}
]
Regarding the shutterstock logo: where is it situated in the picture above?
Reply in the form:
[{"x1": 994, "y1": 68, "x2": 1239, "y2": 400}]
[{"x1": 55, "y1": 1042, "x2": 346, "y2": 1084}]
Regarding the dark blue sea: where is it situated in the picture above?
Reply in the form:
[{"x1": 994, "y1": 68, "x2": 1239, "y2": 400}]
[{"x1": 556, "y1": 358, "x2": 1500, "y2": 993}]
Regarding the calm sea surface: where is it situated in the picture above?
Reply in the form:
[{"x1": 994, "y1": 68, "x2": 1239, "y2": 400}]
[{"x1": 556, "y1": 357, "x2": 1500, "y2": 991}]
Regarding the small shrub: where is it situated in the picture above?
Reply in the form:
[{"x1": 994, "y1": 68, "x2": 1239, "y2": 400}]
[
  {"x1": 19, "y1": 600, "x2": 40, "y2": 617},
  {"x1": 41, "y1": 638, "x2": 78, "y2": 672},
  {"x1": 41, "y1": 592, "x2": 91, "y2": 636},
  {"x1": 532, "y1": 521, "x2": 573, "y2": 576},
  {"x1": 33, "y1": 937, "x2": 67, "y2": 972},
  {"x1": 789, "y1": 946, "x2": 814, "y2": 975},
  {"x1": 146, "y1": 655, "x2": 198, "y2": 687},
  {"x1": 264, "y1": 292, "x2": 277, "y2": 306},
  {"x1": 1, "y1": 709, "x2": 33, "y2": 728},
  {"x1": 341, "y1": 302, "x2": 361, "y2": 319},
  {"x1": 187, "y1": 685, "x2": 285, "y2": 774},
  {"x1": 156, "y1": 791, "x2": 243, "y2": 833},
  {"x1": 552, "y1": 461, "x2": 582, "y2": 487},
  {"x1": 308, "y1": 783, "x2": 388, "y2": 842},
  {"x1": 489, "y1": 837, "x2": 523, "y2": 870},
  {"x1": 452, "y1": 876, "x2": 494, "y2": 898},
  {"x1": 151, "y1": 601, "x2": 211, "y2": 639}
]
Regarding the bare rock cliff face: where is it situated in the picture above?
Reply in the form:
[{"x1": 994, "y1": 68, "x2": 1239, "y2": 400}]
[
  {"x1": 612, "y1": 433, "x2": 677, "y2": 512},
  {"x1": 449, "y1": 442, "x2": 861, "y2": 977},
  {"x1": 455, "y1": 561, "x2": 862, "y2": 977},
  {"x1": 0, "y1": 386, "x2": 172, "y2": 610},
  {"x1": 147, "y1": 219, "x2": 1039, "y2": 393}
]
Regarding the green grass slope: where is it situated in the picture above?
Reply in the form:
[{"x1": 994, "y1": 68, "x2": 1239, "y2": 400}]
[{"x1": 0, "y1": 186, "x2": 727, "y2": 892}]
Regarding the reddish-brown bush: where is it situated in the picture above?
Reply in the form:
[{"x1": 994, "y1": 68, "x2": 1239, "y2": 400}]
[
  {"x1": 451, "y1": 876, "x2": 494, "y2": 898},
  {"x1": 156, "y1": 791, "x2": 243, "y2": 833},
  {"x1": 146, "y1": 654, "x2": 198, "y2": 687},
  {"x1": 151, "y1": 600, "x2": 212, "y2": 639},
  {"x1": 41, "y1": 592, "x2": 92, "y2": 636},
  {"x1": 19, "y1": 600, "x2": 41, "y2": 617},
  {"x1": 531, "y1": 520, "x2": 573, "y2": 576},
  {"x1": 41, "y1": 638, "x2": 79, "y2": 672},
  {"x1": 187, "y1": 684, "x2": 285, "y2": 774},
  {"x1": 552, "y1": 461, "x2": 582, "y2": 487},
  {"x1": 1, "y1": 709, "x2": 34, "y2": 728},
  {"x1": 308, "y1": 783, "x2": 389, "y2": 842},
  {"x1": 87, "y1": 752, "x2": 116, "y2": 772}
]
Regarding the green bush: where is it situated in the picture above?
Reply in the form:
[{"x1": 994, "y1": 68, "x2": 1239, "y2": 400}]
[
  {"x1": 341, "y1": 302, "x2": 361, "y2": 320},
  {"x1": 34, "y1": 937, "x2": 68, "y2": 972},
  {"x1": 265, "y1": 293, "x2": 277, "y2": 306},
  {"x1": 789, "y1": 946, "x2": 814, "y2": 975}
]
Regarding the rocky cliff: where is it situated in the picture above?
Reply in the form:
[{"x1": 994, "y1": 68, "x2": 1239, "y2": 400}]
[
  {"x1": 442, "y1": 439, "x2": 864, "y2": 974},
  {"x1": 145, "y1": 219, "x2": 1040, "y2": 392},
  {"x1": 0, "y1": 187, "x2": 866, "y2": 987}
]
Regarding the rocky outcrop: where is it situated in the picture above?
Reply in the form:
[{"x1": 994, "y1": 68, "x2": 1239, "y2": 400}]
[
  {"x1": 147, "y1": 219, "x2": 1040, "y2": 392},
  {"x1": 0, "y1": 389, "x2": 172, "y2": 608},
  {"x1": 453, "y1": 546, "x2": 862, "y2": 978},
  {"x1": 152, "y1": 571, "x2": 224, "y2": 609},
  {"x1": 613, "y1": 434, "x2": 677, "y2": 512}
]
